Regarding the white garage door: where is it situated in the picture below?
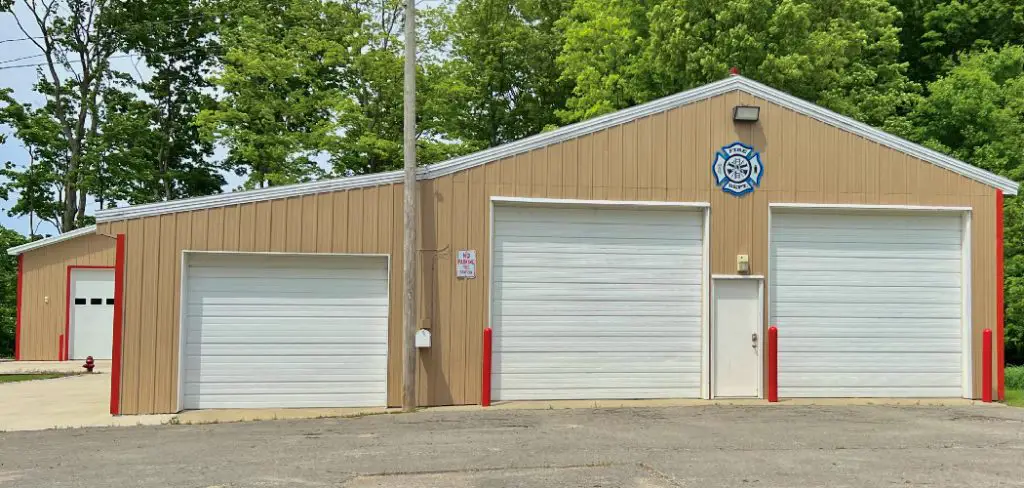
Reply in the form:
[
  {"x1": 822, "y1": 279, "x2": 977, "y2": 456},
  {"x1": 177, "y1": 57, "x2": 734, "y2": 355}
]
[
  {"x1": 182, "y1": 254, "x2": 389, "y2": 409},
  {"x1": 770, "y1": 211, "x2": 965, "y2": 397},
  {"x1": 69, "y1": 268, "x2": 115, "y2": 359},
  {"x1": 492, "y1": 205, "x2": 705, "y2": 401}
]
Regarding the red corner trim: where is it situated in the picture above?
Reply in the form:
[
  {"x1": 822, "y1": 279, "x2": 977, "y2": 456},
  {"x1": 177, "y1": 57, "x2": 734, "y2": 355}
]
[
  {"x1": 15, "y1": 255, "x2": 23, "y2": 360},
  {"x1": 110, "y1": 234, "x2": 126, "y2": 415},
  {"x1": 996, "y1": 190, "x2": 1005, "y2": 401}
]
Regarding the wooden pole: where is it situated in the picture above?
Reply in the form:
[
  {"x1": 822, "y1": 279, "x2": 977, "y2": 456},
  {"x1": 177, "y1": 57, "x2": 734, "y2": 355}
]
[{"x1": 401, "y1": 0, "x2": 418, "y2": 412}]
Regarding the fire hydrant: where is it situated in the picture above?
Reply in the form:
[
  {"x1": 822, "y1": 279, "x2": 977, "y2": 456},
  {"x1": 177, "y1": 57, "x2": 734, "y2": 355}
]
[{"x1": 83, "y1": 356, "x2": 95, "y2": 373}]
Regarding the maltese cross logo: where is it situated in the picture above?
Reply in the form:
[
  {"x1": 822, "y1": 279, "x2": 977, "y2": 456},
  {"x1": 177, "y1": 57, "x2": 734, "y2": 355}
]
[{"x1": 712, "y1": 142, "x2": 763, "y2": 196}]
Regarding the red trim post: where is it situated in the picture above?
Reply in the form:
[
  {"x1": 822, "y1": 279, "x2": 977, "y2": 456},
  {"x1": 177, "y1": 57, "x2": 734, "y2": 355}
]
[
  {"x1": 482, "y1": 327, "x2": 492, "y2": 407},
  {"x1": 109, "y1": 234, "x2": 126, "y2": 416},
  {"x1": 996, "y1": 190, "x2": 1005, "y2": 400},
  {"x1": 15, "y1": 254, "x2": 23, "y2": 360},
  {"x1": 767, "y1": 326, "x2": 778, "y2": 403},
  {"x1": 64, "y1": 265, "x2": 72, "y2": 360},
  {"x1": 58, "y1": 334, "x2": 65, "y2": 361},
  {"x1": 982, "y1": 328, "x2": 993, "y2": 403}
]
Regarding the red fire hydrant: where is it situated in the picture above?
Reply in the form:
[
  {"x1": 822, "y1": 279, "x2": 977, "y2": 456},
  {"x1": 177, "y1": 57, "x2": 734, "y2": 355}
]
[{"x1": 83, "y1": 356, "x2": 95, "y2": 373}]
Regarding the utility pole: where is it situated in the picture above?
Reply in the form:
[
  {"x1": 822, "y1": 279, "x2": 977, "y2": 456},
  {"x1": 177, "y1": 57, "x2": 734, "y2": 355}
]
[{"x1": 401, "y1": 0, "x2": 418, "y2": 412}]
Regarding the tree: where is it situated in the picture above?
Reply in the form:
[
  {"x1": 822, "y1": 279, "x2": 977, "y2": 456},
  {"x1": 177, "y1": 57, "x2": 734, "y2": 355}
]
[
  {"x1": 556, "y1": 0, "x2": 918, "y2": 127},
  {"x1": 107, "y1": 0, "x2": 225, "y2": 203},
  {"x1": 199, "y1": 0, "x2": 365, "y2": 188},
  {"x1": 892, "y1": 0, "x2": 1024, "y2": 84},
  {"x1": 200, "y1": 0, "x2": 461, "y2": 186},
  {"x1": 0, "y1": 227, "x2": 28, "y2": 358},
  {"x1": 897, "y1": 46, "x2": 1024, "y2": 363},
  {"x1": 1, "y1": 0, "x2": 122, "y2": 231},
  {"x1": 433, "y1": 0, "x2": 572, "y2": 150}
]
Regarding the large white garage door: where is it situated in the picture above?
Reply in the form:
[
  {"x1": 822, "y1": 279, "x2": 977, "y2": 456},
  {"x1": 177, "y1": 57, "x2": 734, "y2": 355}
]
[
  {"x1": 770, "y1": 211, "x2": 965, "y2": 397},
  {"x1": 492, "y1": 205, "x2": 705, "y2": 401},
  {"x1": 182, "y1": 254, "x2": 389, "y2": 409}
]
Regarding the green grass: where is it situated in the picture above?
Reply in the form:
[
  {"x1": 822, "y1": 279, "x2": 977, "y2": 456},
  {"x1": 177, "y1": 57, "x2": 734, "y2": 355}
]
[
  {"x1": 1007, "y1": 389, "x2": 1024, "y2": 407},
  {"x1": 1006, "y1": 366, "x2": 1024, "y2": 407},
  {"x1": 0, "y1": 373, "x2": 69, "y2": 383}
]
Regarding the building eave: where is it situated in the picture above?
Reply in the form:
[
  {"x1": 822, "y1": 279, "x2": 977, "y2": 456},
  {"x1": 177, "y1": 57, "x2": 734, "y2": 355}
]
[{"x1": 6, "y1": 225, "x2": 98, "y2": 255}]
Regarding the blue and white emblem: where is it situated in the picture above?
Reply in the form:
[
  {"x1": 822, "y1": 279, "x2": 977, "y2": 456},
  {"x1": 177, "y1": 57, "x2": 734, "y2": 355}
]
[{"x1": 712, "y1": 142, "x2": 763, "y2": 196}]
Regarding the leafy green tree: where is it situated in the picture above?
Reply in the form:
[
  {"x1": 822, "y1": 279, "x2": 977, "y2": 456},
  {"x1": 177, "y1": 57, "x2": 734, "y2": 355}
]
[
  {"x1": 0, "y1": 227, "x2": 28, "y2": 358},
  {"x1": 556, "y1": 0, "x2": 918, "y2": 127},
  {"x1": 892, "y1": 0, "x2": 1024, "y2": 84},
  {"x1": 434, "y1": 0, "x2": 572, "y2": 150},
  {"x1": 897, "y1": 46, "x2": 1024, "y2": 363},
  {"x1": 201, "y1": 0, "x2": 461, "y2": 186},
  {"x1": 198, "y1": 0, "x2": 360, "y2": 188},
  {"x1": 107, "y1": 0, "x2": 225, "y2": 203}
]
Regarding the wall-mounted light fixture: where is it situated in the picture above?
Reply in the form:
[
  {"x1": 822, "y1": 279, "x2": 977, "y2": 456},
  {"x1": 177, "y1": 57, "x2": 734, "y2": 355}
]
[{"x1": 733, "y1": 105, "x2": 760, "y2": 122}]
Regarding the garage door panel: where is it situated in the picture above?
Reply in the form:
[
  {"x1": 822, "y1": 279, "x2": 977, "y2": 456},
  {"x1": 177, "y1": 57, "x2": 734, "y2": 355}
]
[
  {"x1": 780, "y1": 337, "x2": 961, "y2": 353},
  {"x1": 493, "y1": 251, "x2": 701, "y2": 270},
  {"x1": 773, "y1": 301, "x2": 961, "y2": 318},
  {"x1": 773, "y1": 286, "x2": 960, "y2": 301},
  {"x1": 185, "y1": 394, "x2": 386, "y2": 409},
  {"x1": 496, "y1": 205, "x2": 700, "y2": 223},
  {"x1": 188, "y1": 304, "x2": 388, "y2": 318},
  {"x1": 772, "y1": 245, "x2": 962, "y2": 260},
  {"x1": 495, "y1": 300, "x2": 702, "y2": 317},
  {"x1": 772, "y1": 257, "x2": 959, "y2": 273},
  {"x1": 773, "y1": 271, "x2": 961, "y2": 287},
  {"x1": 495, "y1": 267, "x2": 698, "y2": 285},
  {"x1": 183, "y1": 254, "x2": 388, "y2": 409},
  {"x1": 772, "y1": 212, "x2": 961, "y2": 229},
  {"x1": 493, "y1": 205, "x2": 704, "y2": 401},
  {"x1": 778, "y1": 352, "x2": 962, "y2": 372},
  {"x1": 495, "y1": 238, "x2": 702, "y2": 256},
  {"x1": 495, "y1": 284, "x2": 700, "y2": 302},
  {"x1": 770, "y1": 211, "x2": 964, "y2": 398},
  {"x1": 187, "y1": 266, "x2": 385, "y2": 280}
]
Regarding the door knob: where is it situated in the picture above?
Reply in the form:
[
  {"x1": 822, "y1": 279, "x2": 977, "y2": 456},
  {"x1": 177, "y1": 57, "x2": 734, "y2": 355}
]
[{"x1": 752, "y1": 332, "x2": 758, "y2": 348}]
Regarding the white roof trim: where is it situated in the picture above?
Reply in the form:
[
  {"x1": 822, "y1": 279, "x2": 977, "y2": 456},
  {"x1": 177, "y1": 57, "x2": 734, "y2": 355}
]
[
  {"x1": 95, "y1": 76, "x2": 1017, "y2": 223},
  {"x1": 6, "y1": 225, "x2": 98, "y2": 255}
]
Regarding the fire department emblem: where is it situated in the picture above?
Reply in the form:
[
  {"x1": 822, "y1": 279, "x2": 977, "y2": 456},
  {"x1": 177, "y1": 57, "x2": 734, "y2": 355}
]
[{"x1": 712, "y1": 142, "x2": 763, "y2": 196}]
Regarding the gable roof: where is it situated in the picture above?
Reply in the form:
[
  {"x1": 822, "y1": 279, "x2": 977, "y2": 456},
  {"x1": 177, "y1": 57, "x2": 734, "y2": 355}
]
[
  {"x1": 6, "y1": 225, "x2": 98, "y2": 256},
  {"x1": 94, "y1": 75, "x2": 1018, "y2": 223}
]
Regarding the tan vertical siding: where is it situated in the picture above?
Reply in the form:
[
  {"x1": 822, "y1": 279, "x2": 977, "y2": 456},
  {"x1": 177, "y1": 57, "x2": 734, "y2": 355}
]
[
  {"x1": 104, "y1": 89, "x2": 999, "y2": 413},
  {"x1": 17, "y1": 233, "x2": 116, "y2": 360}
]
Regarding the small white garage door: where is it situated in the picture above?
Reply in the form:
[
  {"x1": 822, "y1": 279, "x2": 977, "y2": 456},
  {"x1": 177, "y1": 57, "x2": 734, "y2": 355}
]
[
  {"x1": 770, "y1": 211, "x2": 965, "y2": 397},
  {"x1": 182, "y1": 253, "x2": 389, "y2": 409},
  {"x1": 492, "y1": 205, "x2": 705, "y2": 401},
  {"x1": 69, "y1": 268, "x2": 115, "y2": 359}
]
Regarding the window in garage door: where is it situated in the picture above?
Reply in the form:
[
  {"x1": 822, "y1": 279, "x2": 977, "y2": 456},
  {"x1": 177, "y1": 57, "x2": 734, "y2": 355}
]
[
  {"x1": 769, "y1": 209, "x2": 968, "y2": 398},
  {"x1": 180, "y1": 253, "x2": 389, "y2": 409},
  {"x1": 491, "y1": 203, "x2": 707, "y2": 401}
]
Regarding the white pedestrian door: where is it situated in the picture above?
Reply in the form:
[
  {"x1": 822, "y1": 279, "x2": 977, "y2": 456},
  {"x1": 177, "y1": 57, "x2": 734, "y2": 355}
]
[
  {"x1": 69, "y1": 268, "x2": 115, "y2": 359},
  {"x1": 713, "y1": 278, "x2": 761, "y2": 397},
  {"x1": 492, "y1": 205, "x2": 706, "y2": 401}
]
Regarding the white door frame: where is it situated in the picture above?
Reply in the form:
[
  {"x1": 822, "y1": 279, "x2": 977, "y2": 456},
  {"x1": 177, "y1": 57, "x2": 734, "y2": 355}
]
[
  {"x1": 488, "y1": 197, "x2": 712, "y2": 400},
  {"x1": 710, "y1": 274, "x2": 764, "y2": 399},
  {"x1": 768, "y1": 203, "x2": 973, "y2": 399},
  {"x1": 175, "y1": 250, "x2": 392, "y2": 413}
]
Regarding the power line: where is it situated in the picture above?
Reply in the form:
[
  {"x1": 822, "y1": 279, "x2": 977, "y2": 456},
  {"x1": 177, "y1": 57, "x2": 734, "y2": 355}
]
[
  {"x1": 0, "y1": 45, "x2": 223, "y2": 71},
  {"x1": 0, "y1": 53, "x2": 47, "y2": 65}
]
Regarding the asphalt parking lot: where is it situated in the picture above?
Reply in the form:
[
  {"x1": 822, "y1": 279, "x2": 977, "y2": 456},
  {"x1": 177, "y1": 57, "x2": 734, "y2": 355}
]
[{"x1": 1, "y1": 404, "x2": 1022, "y2": 487}]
